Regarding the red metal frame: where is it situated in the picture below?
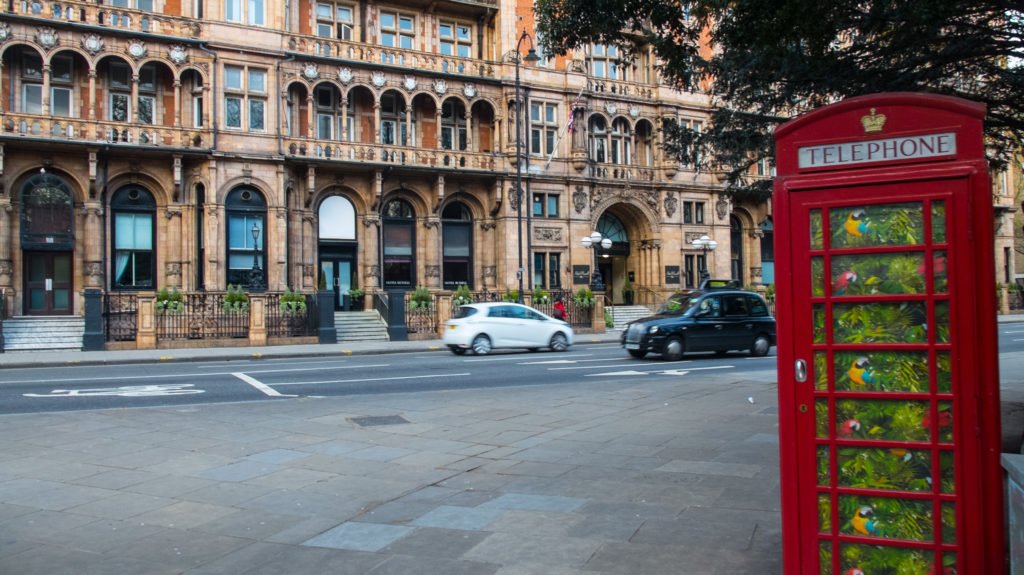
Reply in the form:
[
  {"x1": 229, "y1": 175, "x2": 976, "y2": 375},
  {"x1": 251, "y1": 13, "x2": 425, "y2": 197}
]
[{"x1": 774, "y1": 93, "x2": 1003, "y2": 574}]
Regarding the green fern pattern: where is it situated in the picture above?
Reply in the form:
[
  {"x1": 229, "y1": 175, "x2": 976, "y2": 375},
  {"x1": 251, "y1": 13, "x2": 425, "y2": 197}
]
[{"x1": 809, "y1": 200, "x2": 957, "y2": 574}]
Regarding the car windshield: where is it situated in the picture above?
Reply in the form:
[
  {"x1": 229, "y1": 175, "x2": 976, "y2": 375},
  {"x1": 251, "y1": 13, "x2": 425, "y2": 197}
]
[
  {"x1": 657, "y1": 294, "x2": 701, "y2": 315},
  {"x1": 453, "y1": 306, "x2": 479, "y2": 319}
]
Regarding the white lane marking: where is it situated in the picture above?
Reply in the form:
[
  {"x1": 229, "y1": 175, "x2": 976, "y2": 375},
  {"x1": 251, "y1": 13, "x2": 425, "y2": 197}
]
[
  {"x1": 744, "y1": 356, "x2": 775, "y2": 360},
  {"x1": 1004, "y1": 330, "x2": 1024, "y2": 334},
  {"x1": 272, "y1": 372, "x2": 471, "y2": 386},
  {"x1": 549, "y1": 363, "x2": 646, "y2": 370},
  {"x1": 196, "y1": 359, "x2": 363, "y2": 369},
  {"x1": 463, "y1": 354, "x2": 594, "y2": 363},
  {"x1": 0, "y1": 364, "x2": 391, "y2": 386},
  {"x1": 24, "y1": 384, "x2": 205, "y2": 398},
  {"x1": 585, "y1": 365, "x2": 734, "y2": 378},
  {"x1": 232, "y1": 373, "x2": 295, "y2": 397},
  {"x1": 1014, "y1": 338, "x2": 1024, "y2": 342},
  {"x1": 522, "y1": 357, "x2": 678, "y2": 365}
]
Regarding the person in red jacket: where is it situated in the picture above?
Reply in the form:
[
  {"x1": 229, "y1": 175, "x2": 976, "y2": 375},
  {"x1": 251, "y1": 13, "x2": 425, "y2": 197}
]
[{"x1": 553, "y1": 297, "x2": 567, "y2": 321}]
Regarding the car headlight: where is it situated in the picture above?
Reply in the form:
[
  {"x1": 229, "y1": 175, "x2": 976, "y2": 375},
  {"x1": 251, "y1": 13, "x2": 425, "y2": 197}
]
[{"x1": 648, "y1": 325, "x2": 660, "y2": 334}]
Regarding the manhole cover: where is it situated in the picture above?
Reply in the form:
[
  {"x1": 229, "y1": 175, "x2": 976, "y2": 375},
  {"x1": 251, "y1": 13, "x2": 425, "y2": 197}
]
[{"x1": 349, "y1": 415, "x2": 410, "y2": 427}]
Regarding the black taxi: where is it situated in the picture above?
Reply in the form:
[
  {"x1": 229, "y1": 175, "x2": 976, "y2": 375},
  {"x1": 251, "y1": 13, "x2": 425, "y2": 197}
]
[{"x1": 621, "y1": 280, "x2": 776, "y2": 361}]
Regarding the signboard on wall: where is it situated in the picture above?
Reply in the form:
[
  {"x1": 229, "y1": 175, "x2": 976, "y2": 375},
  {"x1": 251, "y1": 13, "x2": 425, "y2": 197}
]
[
  {"x1": 664, "y1": 266, "x2": 680, "y2": 284},
  {"x1": 572, "y1": 265, "x2": 590, "y2": 285}
]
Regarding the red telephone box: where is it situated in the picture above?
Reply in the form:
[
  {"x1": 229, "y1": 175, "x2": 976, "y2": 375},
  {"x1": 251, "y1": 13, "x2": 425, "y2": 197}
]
[{"x1": 774, "y1": 93, "x2": 1004, "y2": 574}]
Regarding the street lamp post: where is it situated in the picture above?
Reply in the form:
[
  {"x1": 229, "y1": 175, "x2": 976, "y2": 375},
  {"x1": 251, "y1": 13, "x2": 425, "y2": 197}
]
[
  {"x1": 513, "y1": 29, "x2": 540, "y2": 303},
  {"x1": 581, "y1": 231, "x2": 612, "y2": 292},
  {"x1": 691, "y1": 234, "x2": 717, "y2": 285},
  {"x1": 249, "y1": 222, "x2": 266, "y2": 292}
]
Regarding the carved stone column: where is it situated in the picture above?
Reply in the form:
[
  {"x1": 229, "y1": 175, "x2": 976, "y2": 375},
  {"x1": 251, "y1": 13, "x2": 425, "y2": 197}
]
[
  {"x1": 0, "y1": 197, "x2": 11, "y2": 289},
  {"x1": 165, "y1": 207, "x2": 182, "y2": 287},
  {"x1": 82, "y1": 201, "x2": 104, "y2": 287},
  {"x1": 362, "y1": 215, "x2": 380, "y2": 290},
  {"x1": 424, "y1": 218, "x2": 440, "y2": 289}
]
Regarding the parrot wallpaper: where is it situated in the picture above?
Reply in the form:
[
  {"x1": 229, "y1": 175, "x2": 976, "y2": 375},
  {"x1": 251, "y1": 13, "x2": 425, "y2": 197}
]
[{"x1": 809, "y1": 202, "x2": 958, "y2": 574}]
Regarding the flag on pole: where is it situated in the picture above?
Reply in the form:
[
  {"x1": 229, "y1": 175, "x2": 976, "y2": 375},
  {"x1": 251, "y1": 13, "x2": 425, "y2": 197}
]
[{"x1": 541, "y1": 85, "x2": 587, "y2": 172}]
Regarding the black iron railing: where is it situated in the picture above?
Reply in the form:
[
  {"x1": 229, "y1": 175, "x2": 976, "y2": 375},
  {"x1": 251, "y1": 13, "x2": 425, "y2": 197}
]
[
  {"x1": 157, "y1": 292, "x2": 249, "y2": 340},
  {"x1": 266, "y1": 293, "x2": 318, "y2": 337},
  {"x1": 405, "y1": 292, "x2": 438, "y2": 335},
  {"x1": 447, "y1": 288, "x2": 593, "y2": 329},
  {"x1": 104, "y1": 292, "x2": 138, "y2": 341}
]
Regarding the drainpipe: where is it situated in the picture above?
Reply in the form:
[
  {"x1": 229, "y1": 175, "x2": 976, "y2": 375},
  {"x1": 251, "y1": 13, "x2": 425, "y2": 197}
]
[{"x1": 196, "y1": 43, "x2": 218, "y2": 150}]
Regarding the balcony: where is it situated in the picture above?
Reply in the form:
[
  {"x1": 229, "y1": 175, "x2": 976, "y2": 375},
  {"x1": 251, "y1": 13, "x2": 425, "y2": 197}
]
[
  {"x1": 285, "y1": 33, "x2": 498, "y2": 79},
  {"x1": 1, "y1": 113, "x2": 213, "y2": 150},
  {"x1": 284, "y1": 138, "x2": 500, "y2": 172},
  {"x1": 4, "y1": 0, "x2": 201, "y2": 38}
]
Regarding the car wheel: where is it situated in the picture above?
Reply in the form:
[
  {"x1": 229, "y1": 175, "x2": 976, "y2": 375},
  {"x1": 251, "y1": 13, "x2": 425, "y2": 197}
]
[
  {"x1": 663, "y1": 336, "x2": 685, "y2": 361},
  {"x1": 472, "y1": 334, "x2": 492, "y2": 355},
  {"x1": 750, "y1": 334, "x2": 771, "y2": 357},
  {"x1": 549, "y1": 332, "x2": 570, "y2": 352},
  {"x1": 449, "y1": 346, "x2": 467, "y2": 355},
  {"x1": 627, "y1": 349, "x2": 647, "y2": 359}
]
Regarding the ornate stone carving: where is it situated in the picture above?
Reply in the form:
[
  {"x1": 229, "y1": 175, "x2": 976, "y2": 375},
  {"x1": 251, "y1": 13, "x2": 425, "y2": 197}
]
[
  {"x1": 168, "y1": 44, "x2": 188, "y2": 64},
  {"x1": 572, "y1": 186, "x2": 587, "y2": 214},
  {"x1": 362, "y1": 215, "x2": 381, "y2": 228},
  {"x1": 403, "y1": 75, "x2": 417, "y2": 91},
  {"x1": 479, "y1": 221, "x2": 496, "y2": 231},
  {"x1": 424, "y1": 219, "x2": 440, "y2": 229},
  {"x1": 0, "y1": 23, "x2": 10, "y2": 43},
  {"x1": 716, "y1": 196, "x2": 730, "y2": 220},
  {"x1": 82, "y1": 34, "x2": 104, "y2": 55},
  {"x1": 85, "y1": 261, "x2": 104, "y2": 281},
  {"x1": 36, "y1": 28, "x2": 58, "y2": 49},
  {"x1": 483, "y1": 266, "x2": 496, "y2": 279},
  {"x1": 684, "y1": 232, "x2": 710, "y2": 244},
  {"x1": 508, "y1": 187, "x2": 520, "y2": 212},
  {"x1": 371, "y1": 70, "x2": 386, "y2": 87},
  {"x1": 534, "y1": 227, "x2": 563, "y2": 242},
  {"x1": 338, "y1": 67, "x2": 353, "y2": 84},
  {"x1": 426, "y1": 265, "x2": 440, "y2": 278},
  {"x1": 750, "y1": 267, "x2": 762, "y2": 279},
  {"x1": 629, "y1": 104, "x2": 640, "y2": 118},
  {"x1": 663, "y1": 192, "x2": 677, "y2": 218},
  {"x1": 0, "y1": 260, "x2": 12, "y2": 276},
  {"x1": 433, "y1": 79, "x2": 448, "y2": 95},
  {"x1": 166, "y1": 262, "x2": 182, "y2": 276},
  {"x1": 463, "y1": 83, "x2": 477, "y2": 99},
  {"x1": 604, "y1": 102, "x2": 618, "y2": 115},
  {"x1": 590, "y1": 186, "x2": 659, "y2": 215},
  {"x1": 127, "y1": 40, "x2": 147, "y2": 59},
  {"x1": 303, "y1": 62, "x2": 319, "y2": 80}
]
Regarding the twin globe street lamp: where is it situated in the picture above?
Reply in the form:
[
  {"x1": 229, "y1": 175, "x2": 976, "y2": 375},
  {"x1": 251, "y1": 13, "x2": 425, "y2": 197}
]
[
  {"x1": 581, "y1": 231, "x2": 612, "y2": 292},
  {"x1": 691, "y1": 234, "x2": 717, "y2": 284},
  {"x1": 249, "y1": 222, "x2": 265, "y2": 292},
  {"x1": 512, "y1": 29, "x2": 540, "y2": 303}
]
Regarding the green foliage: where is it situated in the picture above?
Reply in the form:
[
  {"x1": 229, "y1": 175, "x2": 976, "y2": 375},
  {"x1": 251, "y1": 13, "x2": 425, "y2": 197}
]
[
  {"x1": 534, "y1": 0, "x2": 1022, "y2": 199},
  {"x1": 573, "y1": 286, "x2": 595, "y2": 309},
  {"x1": 532, "y1": 287, "x2": 550, "y2": 305},
  {"x1": 348, "y1": 285, "x2": 364, "y2": 299},
  {"x1": 604, "y1": 308, "x2": 614, "y2": 328},
  {"x1": 502, "y1": 289, "x2": 520, "y2": 303},
  {"x1": 409, "y1": 286, "x2": 434, "y2": 311},
  {"x1": 223, "y1": 284, "x2": 249, "y2": 314},
  {"x1": 452, "y1": 284, "x2": 473, "y2": 306},
  {"x1": 155, "y1": 287, "x2": 184, "y2": 313},
  {"x1": 279, "y1": 288, "x2": 307, "y2": 314},
  {"x1": 621, "y1": 277, "x2": 632, "y2": 297}
]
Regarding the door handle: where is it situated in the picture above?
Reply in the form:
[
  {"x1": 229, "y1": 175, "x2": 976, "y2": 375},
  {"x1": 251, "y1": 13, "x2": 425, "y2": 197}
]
[
  {"x1": 715, "y1": 324, "x2": 723, "y2": 330},
  {"x1": 45, "y1": 278, "x2": 53, "y2": 291},
  {"x1": 795, "y1": 359, "x2": 807, "y2": 383}
]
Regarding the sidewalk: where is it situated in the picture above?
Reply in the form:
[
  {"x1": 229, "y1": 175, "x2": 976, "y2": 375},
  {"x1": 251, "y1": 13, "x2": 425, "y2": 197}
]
[
  {"x1": 0, "y1": 332, "x2": 624, "y2": 369},
  {"x1": 0, "y1": 336, "x2": 780, "y2": 574}
]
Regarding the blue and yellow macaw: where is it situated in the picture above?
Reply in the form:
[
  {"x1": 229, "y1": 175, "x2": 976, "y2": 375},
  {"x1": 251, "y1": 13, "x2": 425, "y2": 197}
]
[
  {"x1": 852, "y1": 506, "x2": 882, "y2": 536},
  {"x1": 848, "y1": 357, "x2": 876, "y2": 387},
  {"x1": 844, "y1": 209, "x2": 871, "y2": 237}
]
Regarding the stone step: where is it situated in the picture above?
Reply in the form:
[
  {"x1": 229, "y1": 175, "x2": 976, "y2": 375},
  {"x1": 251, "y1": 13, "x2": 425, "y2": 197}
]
[
  {"x1": 333, "y1": 310, "x2": 389, "y2": 342},
  {"x1": 2, "y1": 316, "x2": 85, "y2": 351}
]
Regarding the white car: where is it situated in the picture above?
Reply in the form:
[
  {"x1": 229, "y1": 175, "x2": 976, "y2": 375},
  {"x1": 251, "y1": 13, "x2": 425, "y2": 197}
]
[{"x1": 442, "y1": 302, "x2": 574, "y2": 355}]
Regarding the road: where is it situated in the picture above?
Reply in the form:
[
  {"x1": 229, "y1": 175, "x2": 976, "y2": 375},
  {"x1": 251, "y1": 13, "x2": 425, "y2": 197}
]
[
  {"x1": 2, "y1": 323, "x2": 1023, "y2": 417},
  {"x1": 0, "y1": 343, "x2": 777, "y2": 415}
]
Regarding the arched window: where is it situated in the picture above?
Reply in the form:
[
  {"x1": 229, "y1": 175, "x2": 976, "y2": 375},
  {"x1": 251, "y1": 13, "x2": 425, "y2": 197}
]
[
  {"x1": 381, "y1": 92, "x2": 411, "y2": 145},
  {"x1": 596, "y1": 212, "x2": 630, "y2": 257},
  {"x1": 442, "y1": 201, "x2": 472, "y2": 289},
  {"x1": 589, "y1": 116, "x2": 607, "y2": 163},
  {"x1": 20, "y1": 172, "x2": 74, "y2": 250},
  {"x1": 111, "y1": 186, "x2": 156, "y2": 289},
  {"x1": 225, "y1": 186, "x2": 267, "y2": 287},
  {"x1": 382, "y1": 198, "x2": 415, "y2": 288},
  {"x1": 441, "y1": 99, "x2": 466, "y2": 150},
  {"x1": 318, "y1": 195, "x2": 356, "y2": 240},
  {"x1": 730, "y1": 215, "x2": 744, "y2": 282},
  {"x1": 610, "y1": 118, "x2": 631, "y2": 164}
]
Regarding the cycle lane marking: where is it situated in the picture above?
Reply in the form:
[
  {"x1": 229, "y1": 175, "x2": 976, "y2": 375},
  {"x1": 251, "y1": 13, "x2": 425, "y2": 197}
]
[{"x1": 232, "y1": 373, "x2": 295, "y2": 397}]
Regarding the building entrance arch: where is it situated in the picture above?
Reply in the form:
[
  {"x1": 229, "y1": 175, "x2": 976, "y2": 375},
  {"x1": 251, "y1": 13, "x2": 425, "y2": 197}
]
[
  {"x1": 317, "y1": 194, "x2": 359, "y2": 311},
  {"x1": 591, "y1": 201, "x2": 657, "y2": 304}
]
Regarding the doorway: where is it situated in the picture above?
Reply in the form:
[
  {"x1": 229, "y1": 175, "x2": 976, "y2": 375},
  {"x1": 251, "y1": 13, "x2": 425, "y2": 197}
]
[
  {"x1": 24, "y1": 251, "x2": 73, "y2": 315},
  {"x1": 319, "y1": 246, "x2": 357, "y2": 311}
]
